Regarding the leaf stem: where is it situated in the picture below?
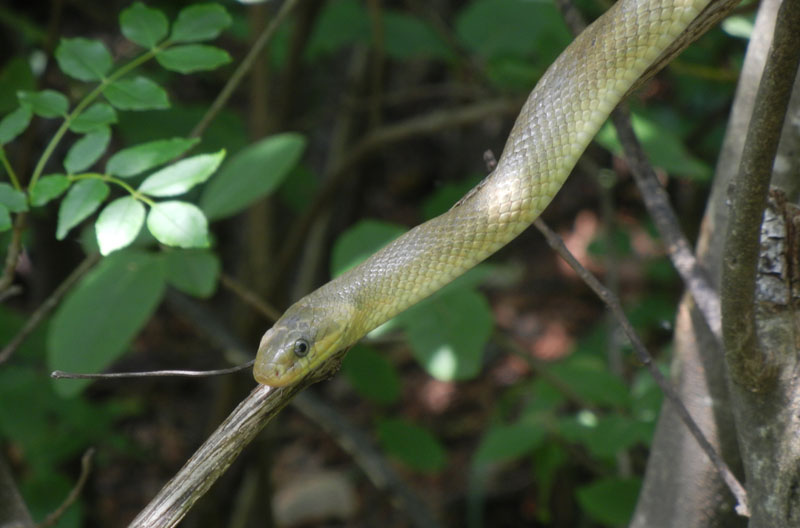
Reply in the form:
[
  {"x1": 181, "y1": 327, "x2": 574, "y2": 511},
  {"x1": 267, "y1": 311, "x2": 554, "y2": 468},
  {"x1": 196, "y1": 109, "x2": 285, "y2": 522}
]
[
  {"x1": 70, "y1": 172, "x2": 156, "y2": 206},
  {"x1": 0, "y1": 147, "x2": 21, "y2": 190},
  {"x1": 28, "y1": 43, "x2": 167, "y2": 191}
]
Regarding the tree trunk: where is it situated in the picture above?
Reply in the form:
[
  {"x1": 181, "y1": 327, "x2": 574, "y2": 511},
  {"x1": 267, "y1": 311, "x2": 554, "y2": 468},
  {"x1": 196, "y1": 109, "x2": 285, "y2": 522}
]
[{"x1": 633, "y1": 0, "x2": 800, "y2": 525}]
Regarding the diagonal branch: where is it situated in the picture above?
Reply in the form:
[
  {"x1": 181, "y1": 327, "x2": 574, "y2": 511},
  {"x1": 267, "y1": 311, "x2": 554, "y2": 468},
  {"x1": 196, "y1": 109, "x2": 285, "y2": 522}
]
[
  {"x1": 127, "y1": 292, "x2": 442, "y2": 528},
  {"x1": 0, "y1": 253, "x2": 99, "y2": 365},
  {"x1": 533, "y1": 219, "x2": 749, "y2": 516},
  {"x1": 557, "y1": 0, "x2": 723, "y2": 344},
  {"x1": 611, "y1": 108, "x2": 722, "y2": 340}
]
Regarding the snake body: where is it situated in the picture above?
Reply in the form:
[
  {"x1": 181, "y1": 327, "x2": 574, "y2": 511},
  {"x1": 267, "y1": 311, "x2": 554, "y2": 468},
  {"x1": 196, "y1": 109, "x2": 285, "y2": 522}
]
[{"x1": 255, "y1": 0, "x2": 728, "y2": 386}]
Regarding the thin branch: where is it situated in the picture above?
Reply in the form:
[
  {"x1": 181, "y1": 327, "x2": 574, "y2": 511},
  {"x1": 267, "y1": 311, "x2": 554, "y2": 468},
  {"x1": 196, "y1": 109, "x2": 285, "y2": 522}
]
[
  {"x1": 220, "y1": 272, "x2": 281, "y2": 322},
  {"x1": 611, "y1": 108, "x2": 722, "y2": 340},
  {"x1": 128, "y1": 380, "x2": 311, "y2": 528},
  {"x1": 533, "y1": 218, "x2": 749, "y2": 516},
  {"x1": 0, "y1": 285, "x2": 23, "y2": 303},
  {"x1": 189, "y1": 0, "x2": 301, "y2": 139},
  {"x1": 557, "y1": 0, "x2": 723, "y2": 343},
  {"x1": 38, "y1": 448, "x2": 95, "y2": 528},
  {"x1": 721, "y1": 0, "x2": 800, "y2": 392},
  {"x1": 0, "y1": 452, "x2": 35, "y2": 528},
  {"x1": 0, "y1": 213, "x2": 26, "y2": 295},
  {"x1": 51, "y1": 362, "x2": 253, "y2": 380},
  {"x1": 159, "y1": 292, "x2": 442, "y2": 528},
  {"x1": 0, "y1": 253, "x2": 99, "y2": 365}
]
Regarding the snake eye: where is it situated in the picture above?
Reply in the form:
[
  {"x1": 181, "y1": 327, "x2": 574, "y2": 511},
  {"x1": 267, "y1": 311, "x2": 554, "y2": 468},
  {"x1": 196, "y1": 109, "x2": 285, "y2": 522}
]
[{"x1": 293, "y1": 339, "x2": 310, "y2": 358}]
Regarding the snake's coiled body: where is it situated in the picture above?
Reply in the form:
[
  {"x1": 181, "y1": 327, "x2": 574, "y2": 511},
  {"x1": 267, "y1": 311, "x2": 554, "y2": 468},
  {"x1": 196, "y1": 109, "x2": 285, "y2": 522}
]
[{"x1": 255, "y1": 0, "x2": 725, "y2": 386}]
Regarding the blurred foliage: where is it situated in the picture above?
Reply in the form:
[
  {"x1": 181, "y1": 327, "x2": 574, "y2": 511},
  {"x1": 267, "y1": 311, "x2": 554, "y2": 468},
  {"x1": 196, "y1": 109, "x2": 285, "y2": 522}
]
[{"x1": 0, "y1": 0, "x2": 746, "y2": 525}]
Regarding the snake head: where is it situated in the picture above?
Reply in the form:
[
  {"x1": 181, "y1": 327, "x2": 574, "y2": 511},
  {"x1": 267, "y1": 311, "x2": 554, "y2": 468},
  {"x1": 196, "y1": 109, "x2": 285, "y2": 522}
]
[{"x1": 253, "y1": 299, "x2": 354, "y2": 387}]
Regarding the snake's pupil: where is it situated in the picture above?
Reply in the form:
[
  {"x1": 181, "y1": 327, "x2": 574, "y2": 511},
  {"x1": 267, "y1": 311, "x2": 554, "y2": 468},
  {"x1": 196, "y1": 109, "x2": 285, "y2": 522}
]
[{"x1": 294, "y1": 340, "x2": 309, "y2": 357}]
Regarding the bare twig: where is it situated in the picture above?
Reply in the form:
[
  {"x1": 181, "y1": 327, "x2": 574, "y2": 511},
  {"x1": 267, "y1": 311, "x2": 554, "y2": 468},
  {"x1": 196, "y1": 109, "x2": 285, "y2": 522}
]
[
  {"x1": 220, "y1": 272, "x2": 281, "y2": 322},
  {"x1": 0, "y1": 453, "x2": 34, "y2": 528},
  {"x1": 0, "y1": 253, "x2": 100, "y2": 365},
  {"x1": 557, "y1": 0, "x2": 723, "y2": 342},
  {"x1": 534, "y1": 218, "x2": 749, "y2": 516},
  {"x1": 189, "y1": 0, "x2": 301, "y2": 139},
  {"x1": 39, "y1": 448, "x2": 95, "y2": 528},
  {"x1": 161, "y1": 292, "x2": 442, "y2": 527},
  {"x1": 0, "y1": 213, "x2": 26, "y2": 295},
  {"x1": 721, "y1": 0, "x2": 800, "y2": 392},
  {"x1": 611, "y1": 108, "x2": 722, "y2": 340},
  {"x1": 0, "y1": 285, "x2": 23, "y2": 303},
  {"x1": 128, "y1": 380, "x2": 314, "y2": 528},
  {"x1": 51, "y1": 362, "x2": 253, "y2": 380}
]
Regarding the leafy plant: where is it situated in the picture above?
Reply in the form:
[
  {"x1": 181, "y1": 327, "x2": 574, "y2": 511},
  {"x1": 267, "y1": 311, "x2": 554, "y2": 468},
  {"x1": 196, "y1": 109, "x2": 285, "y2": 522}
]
[{"x1": 0, "y1": 2, "x2": 235, "y2": 254}]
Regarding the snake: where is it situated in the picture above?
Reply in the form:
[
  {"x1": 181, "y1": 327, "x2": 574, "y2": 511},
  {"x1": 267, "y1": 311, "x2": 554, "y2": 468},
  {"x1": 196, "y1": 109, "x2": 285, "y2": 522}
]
[{"x1": 254, "y1": 0, "x2": 736, "y2": 387}]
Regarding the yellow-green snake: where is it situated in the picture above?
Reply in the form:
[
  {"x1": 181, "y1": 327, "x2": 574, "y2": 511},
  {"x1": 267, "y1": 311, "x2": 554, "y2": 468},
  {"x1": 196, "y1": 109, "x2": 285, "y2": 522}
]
[{"x1": 254, "y1": 0, "x2": 735, "y2": 387}]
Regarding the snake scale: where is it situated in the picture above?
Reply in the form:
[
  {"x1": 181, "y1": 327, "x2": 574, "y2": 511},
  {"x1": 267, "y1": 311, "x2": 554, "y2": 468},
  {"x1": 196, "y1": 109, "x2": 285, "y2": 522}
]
[{"x1": 254, "y1": 0, "x2": 735, "y2": 386}]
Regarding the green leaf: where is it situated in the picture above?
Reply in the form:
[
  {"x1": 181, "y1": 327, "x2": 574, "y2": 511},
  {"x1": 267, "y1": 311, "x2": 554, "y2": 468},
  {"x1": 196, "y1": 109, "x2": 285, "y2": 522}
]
[
  {"x1": 48, "y1": 250, "x2": 166, "y2": 396},
  {"x1": 200, "y1": 133, "x2": 305, "y2": 220},
  {"x1": 138, "y1": 149, "x2": 225, "y2": 197},
  {"x1": 422, "y1": 174, "x2": 482, "y2": 220},
  {"x1": 331, "y1": 220, "x2": 406, "y2": 276},
  {"x1": 377, "y1": 418, "x2": 446, "y2": 473},
  {"x1": 278, "y1": 164, "x2": 318, "y2": 213},
  {"x1": 0, "y1": 57, "x2": 35, "y2": 114},
  {"x1": 383, "y1": 12, "x2": 453, "y2": 61},
  {"x1": 455, "y1": 0, "x2": 570, "y2": 61},
  {"x1": 163, "y1": 249, "x2": 219, "y2": 297},
  {"x1": 63, "y1": 127, "x2": 111, "y2": 174},
  {"x1": 104, "y1": 77, "x2": 169, "y2": 110},
  {"x1": 69, "y1": 103, "x2": 117, "y2": 133},
  {"x1": 55, "y1": 38, "x2": 112, "y2": 81},
  {"x1": 147, "y1": 201, "x2": 209, "y2": 248},
  {"x1": 596, "y1": 112, "x2": 711, "y2": 180},
  {"x1": 17, "y1": 90, "x2": 69, "y2": 118},
  {"x1": 56, "y1": 179, "x2": 109, "y2": 239},
  {"x1": 474, "y1": 422, "x2": 546, "y2": 465},
  {"x1": 170, "y1": 3, "x2": 232, "y2": 43},
  {"x1": 630, "y1": 369, "x2": 663, "y2": 426},
  {"x1": 106, "y1": 137, "x2": 199, "y2": 177},
  {"x1": 722, "y1": 15, "x2": 755, "y2": 39},
  {"x1": 0, "y1": 182, "x2": 28, "y2": 212},
  {"x1": 399, "y1": 288, "x2": 493, "y2": 381},
  {"x1": 156, "y1": 44, "x2": 231, "y2": 73},
  {"x1": 0, "y1": 205, "x2": 10, "y2": 232},
  {"x1": 576, "y1": 477, "x2": 641, "y2": 527},
  {"x1": 29, "y1": 174, "x2": 70, "y2": 206},
  {"x1": 95, "y1": 196, "x2": 145, "y2": 255},
  {"x1": 566, "y1": 414, "x2": 651, "y2": 459},
  {"x1": 548, "y1": 355, "x2": 630, "y2": 408},
  {"x1": 342, "y1": 345, "x2": 400, "y2": 406},
  {"x1": 120, "y1": 2, "x2": 169, "y2": 48},
  {"x1": 0, "y1": 106, "x2": 32, "y2": 144}
]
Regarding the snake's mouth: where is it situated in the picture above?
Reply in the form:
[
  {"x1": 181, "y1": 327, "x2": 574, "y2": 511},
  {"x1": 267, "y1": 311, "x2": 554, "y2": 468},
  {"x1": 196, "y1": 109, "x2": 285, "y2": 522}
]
[{"x1": 253, "y1": 358, "x2": 298, "y2": 387}]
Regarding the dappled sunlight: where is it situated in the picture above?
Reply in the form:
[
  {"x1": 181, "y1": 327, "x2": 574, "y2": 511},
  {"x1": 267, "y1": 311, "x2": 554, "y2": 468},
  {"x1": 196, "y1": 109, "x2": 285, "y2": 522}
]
[{"x1": 428, "y1": 344, "x2": 458, "y2": 380}]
